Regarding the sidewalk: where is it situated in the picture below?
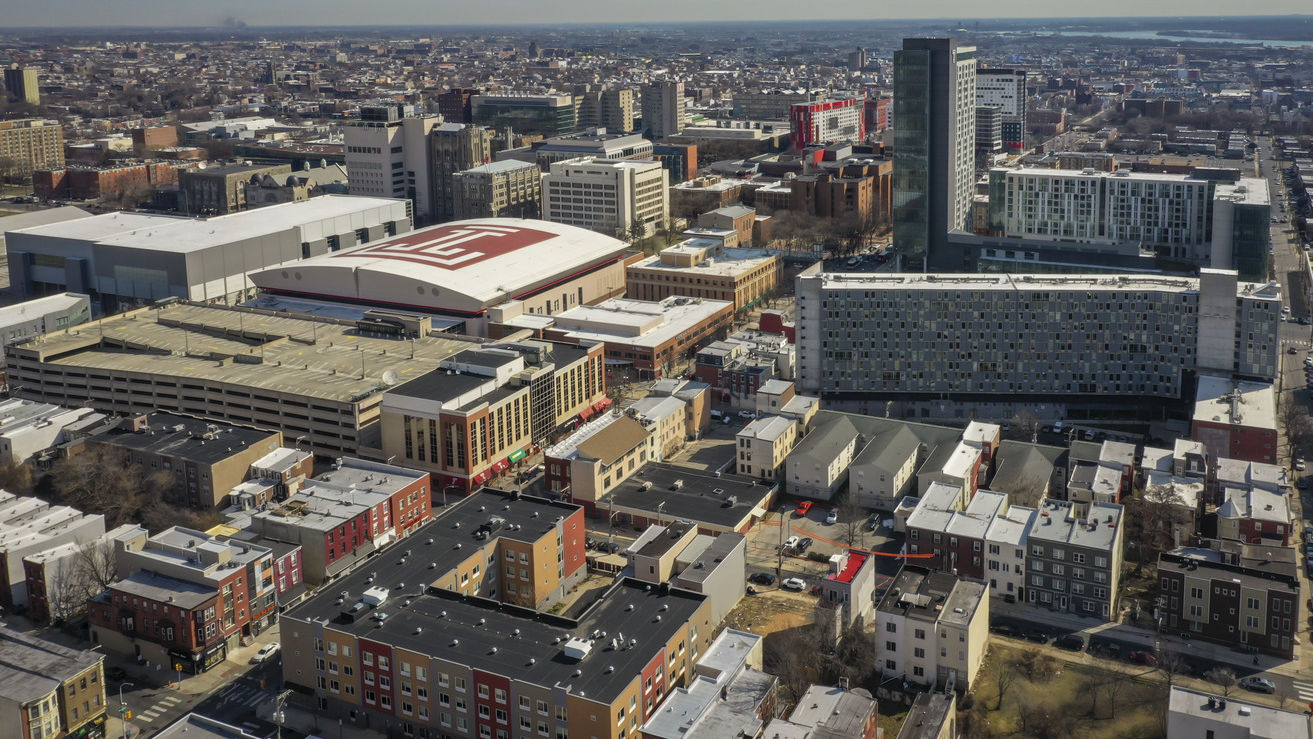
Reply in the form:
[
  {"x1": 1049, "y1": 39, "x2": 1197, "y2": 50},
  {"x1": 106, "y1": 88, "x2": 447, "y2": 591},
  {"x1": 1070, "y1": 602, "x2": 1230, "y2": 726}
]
[
  {"x1": 99, "y1": 623, "x2": 283, "y2": 737},
  {"x1": 992, "y1": 599, "x2": 1307, "y2": 679}
]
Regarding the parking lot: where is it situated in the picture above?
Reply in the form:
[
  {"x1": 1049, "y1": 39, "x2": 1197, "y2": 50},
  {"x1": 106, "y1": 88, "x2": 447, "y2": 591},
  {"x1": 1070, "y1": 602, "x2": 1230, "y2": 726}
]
[{"x1": 743, "y1": 499, "x2": 904, "y2": 592}]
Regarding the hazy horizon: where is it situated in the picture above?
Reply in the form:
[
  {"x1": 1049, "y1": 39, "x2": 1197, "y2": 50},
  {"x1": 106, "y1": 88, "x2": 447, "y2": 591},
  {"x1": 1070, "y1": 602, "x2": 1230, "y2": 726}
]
[{"x1": 4, "y1": 3, "x2": 1311, "y2": 30}]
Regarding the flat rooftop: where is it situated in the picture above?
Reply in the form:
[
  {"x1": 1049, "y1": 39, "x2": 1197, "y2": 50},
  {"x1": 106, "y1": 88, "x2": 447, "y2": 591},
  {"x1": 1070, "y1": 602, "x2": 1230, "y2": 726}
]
[
  {"x1": 0, "y1": 293, "x2": 86, "y2": 329},
  {"x1": 11, "y1": 195, "x2": 404, "y2": 254},
  {"x1": 876, "y1": 566, "x2": 960, "y2": 617},
  {"x1": 1168, "y1": 686, "x2": 1311, "y2": 739},
  {"x1": 552, "y1": 297, "x2": 732, "y2": 350},
  {"x1": 1029, "y1": 499, "x2": 1122, "y2": 551},
  {"x1": 0, "y1": 627, "x2": 102, "y2": 704},
  {"x1": 630, "y1": 247, "x2": 777, "y2": 278},
  {"x1": 287, "y1": 496, "x2": 704, "y2": 707},
  {"x1": 607, "y1": 463, "x2": 775, "y2": 531},
  {"x1": 808, "y1": 272, "x2": 1276, "y2": 298},
  {"x1": 10, "y1": 302, "x2": 473, "y2": 404},
  {"x1": 1193, "y1": 375, "x2": 1277, "y2": 430},
  {"x1": 98, "y1": 412, "x2": 278, "y2": 465}
]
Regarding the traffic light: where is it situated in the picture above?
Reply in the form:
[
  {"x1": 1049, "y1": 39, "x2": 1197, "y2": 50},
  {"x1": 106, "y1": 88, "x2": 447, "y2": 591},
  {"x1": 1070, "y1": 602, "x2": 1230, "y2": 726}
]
[{"x1": 124, "y1": 711, "x2": 132, "y2": 721}]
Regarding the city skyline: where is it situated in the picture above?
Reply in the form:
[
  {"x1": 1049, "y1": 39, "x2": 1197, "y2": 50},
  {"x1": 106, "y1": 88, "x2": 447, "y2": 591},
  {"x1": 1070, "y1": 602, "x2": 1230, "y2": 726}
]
[{"x1": 3, "y1": 4, "x2": 1311, "y2": 29}]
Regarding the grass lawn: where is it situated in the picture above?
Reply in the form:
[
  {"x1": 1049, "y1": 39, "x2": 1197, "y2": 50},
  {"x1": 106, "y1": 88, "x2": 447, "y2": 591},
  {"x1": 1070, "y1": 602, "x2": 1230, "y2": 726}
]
[
  {"x1": 877, "y1": 705, "x2": 909, "y2": 738},
  {"x1": 971, "y1": 644, "x2": 1168, "y2": 738}
]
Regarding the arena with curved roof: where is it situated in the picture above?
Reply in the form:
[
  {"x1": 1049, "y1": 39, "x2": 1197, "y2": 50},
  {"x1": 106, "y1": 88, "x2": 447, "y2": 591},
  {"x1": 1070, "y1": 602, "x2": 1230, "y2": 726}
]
[{"x1": 249, "y1": 218, "x2": 630, "y2": 335}]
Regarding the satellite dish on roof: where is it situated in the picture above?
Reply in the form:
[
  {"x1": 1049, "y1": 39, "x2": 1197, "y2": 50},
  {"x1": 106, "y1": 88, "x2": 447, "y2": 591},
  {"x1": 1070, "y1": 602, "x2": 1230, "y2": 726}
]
[{"x1": 382, "y1": 370, "x2": 400, "y2": 387}]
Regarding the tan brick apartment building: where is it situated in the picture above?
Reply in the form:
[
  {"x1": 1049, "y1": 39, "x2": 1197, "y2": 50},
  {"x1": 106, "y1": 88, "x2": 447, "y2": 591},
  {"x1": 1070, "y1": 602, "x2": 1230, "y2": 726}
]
[{"x1": 626, "y1": 241, "x2": 782, "y2": 312}]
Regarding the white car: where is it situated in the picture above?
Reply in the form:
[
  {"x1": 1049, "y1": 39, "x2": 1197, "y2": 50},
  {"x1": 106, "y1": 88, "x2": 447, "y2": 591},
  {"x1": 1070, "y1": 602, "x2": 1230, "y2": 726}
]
[
  {"x1": 781, "y1": 577, "x2": 807, "y2": 591},
  {"x1": 825, "y1": 508, "x2": 839, "y2": 525},
  {"x1": 251, "y1": 643, "x2": 280, "y2": 664},
  {"x1": 784, "y1": 535, "x2": 800, "y2": 550},
  {"x1": 1297, "y1": 458, "x2": 1306, "y2": 472},
  {"x1": 738, "y1": 410, "x2": 756, "y2": 419}
]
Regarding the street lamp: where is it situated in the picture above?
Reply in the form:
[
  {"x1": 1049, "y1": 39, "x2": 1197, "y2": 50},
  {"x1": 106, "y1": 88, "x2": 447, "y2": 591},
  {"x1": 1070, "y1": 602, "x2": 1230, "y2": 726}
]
[{"x1": 118, "y1": 682, "x2": 134, "y2": 739}]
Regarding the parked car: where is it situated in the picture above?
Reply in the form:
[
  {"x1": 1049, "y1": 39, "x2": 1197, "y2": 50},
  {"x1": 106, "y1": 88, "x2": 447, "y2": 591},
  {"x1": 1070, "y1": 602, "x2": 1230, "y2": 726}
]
[
  {"x1": 738, "y1": 410, "x2": 756, "y2": 419},
  {"x1": 1298, "y1": 458, "x2": 1307, "y2": 472},
  {"x1": 796, "y1": 537, "x2": 814, "y2": 553},
  {"x1": 1239, "y1": 676, "x2": 1276, "y2": 694},
  {"x1": 989, "y1": 622, "x2": 1022, "y2": 638},
  {"x1": 825, "y1": 507, "x2": 839, "y2": 525},
  {"x1": 784, "y1": 535, "x2": 800, "y2": 551},
  {"x1": 865, "y1": 516, "x2": 880, "y2": 532},
  {"x1": 251, "y1": 643, "x2": 280, "y2": 664},
  {"x1": 1129, "y1": 651, "x2": 1158, "y2": 666},
  {"x1": 1290, "y1": 346, "x2": 1300, "y2": 354},
  {"x1": 795, "y1": 501, "x2": 814, "y2": 518},
  {"x1": 749, "y1": 572, "x2": 776, "y2": 586},
  {"x1": 781, "y1": 577, "x2": 807, "y2": 591},
  {"x1": 1027, "y1": 629, "x2": 1051, "y2": 644},
  {"x1": 1056, "y1": 634, "x2": 1086, "y2": 652},
  {"x1": 105, "y1": 666, "x2": 128, "y2": 682}
]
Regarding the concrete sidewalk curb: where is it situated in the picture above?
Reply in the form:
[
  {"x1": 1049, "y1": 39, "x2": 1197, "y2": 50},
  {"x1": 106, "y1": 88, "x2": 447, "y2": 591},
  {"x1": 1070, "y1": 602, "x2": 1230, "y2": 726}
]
[{"x1": 992, "y1": 599, "x2": 1302, "y2": 677}]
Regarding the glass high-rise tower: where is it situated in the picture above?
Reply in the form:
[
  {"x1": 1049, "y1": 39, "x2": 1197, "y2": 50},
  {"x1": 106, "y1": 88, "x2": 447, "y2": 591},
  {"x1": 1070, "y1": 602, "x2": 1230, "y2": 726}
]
[{"x1": 892, "y1": 38, "x2": 975, "y2": 270}]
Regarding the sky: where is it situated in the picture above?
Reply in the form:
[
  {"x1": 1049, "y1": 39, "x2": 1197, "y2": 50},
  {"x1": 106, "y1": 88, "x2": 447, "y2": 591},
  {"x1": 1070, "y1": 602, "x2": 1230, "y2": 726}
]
[{"x1": 6, "y1": 2, "x2": 1311, "y2": 29}]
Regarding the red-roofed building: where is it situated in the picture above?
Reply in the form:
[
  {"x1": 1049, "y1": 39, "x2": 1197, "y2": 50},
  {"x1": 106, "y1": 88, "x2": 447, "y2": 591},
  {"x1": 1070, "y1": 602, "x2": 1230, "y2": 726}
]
[{"x1": 816, "y1": 550, "x2": 875, "y2": 636}]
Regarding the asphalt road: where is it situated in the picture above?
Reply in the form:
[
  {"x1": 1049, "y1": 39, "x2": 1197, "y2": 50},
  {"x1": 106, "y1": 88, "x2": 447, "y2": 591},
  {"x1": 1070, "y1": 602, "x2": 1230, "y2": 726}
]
[
  {"x1": 112, "y1": 658, "x2": 284, "y2": 737},
  {"x1": 990, "y1": 611, "x2": 1313, "y2": 703}
]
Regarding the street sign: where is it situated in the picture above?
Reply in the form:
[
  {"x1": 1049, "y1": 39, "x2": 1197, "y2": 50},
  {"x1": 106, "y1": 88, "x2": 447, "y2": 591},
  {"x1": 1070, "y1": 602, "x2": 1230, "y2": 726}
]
[
  {"x1": 174, "y1": 663, "x2": 182, "y2": 671},
  {"x1": 118, "y1": 706, "x2": 127, "y2": 714}
]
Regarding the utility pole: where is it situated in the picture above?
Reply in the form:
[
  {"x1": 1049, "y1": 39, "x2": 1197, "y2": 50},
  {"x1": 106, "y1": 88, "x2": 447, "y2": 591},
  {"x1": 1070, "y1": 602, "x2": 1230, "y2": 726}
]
[
  {"x1": 273, "y1": 689, "x2": 292, "y2": 739},
  {"x1": 118, "y1": 682, "x2": 135, "y2": 739}
]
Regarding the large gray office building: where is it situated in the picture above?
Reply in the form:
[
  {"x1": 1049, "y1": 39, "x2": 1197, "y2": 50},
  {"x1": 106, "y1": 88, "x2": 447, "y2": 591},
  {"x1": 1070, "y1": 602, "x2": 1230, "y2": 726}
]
[
  {"x1": 4, "y1": 195, "x2": 411, "y2": 312},
  {"x1": 795, "y1": 267, "x2": 1280, "y2": 414},
  {"x1": 893, "y1": 38, "x2": 977, "y2": 270}
]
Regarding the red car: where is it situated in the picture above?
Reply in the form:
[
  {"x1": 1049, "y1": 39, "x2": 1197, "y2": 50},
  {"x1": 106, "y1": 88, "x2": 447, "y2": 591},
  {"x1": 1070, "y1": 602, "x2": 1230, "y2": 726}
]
[
  {"x1": 1129, "y1": 651, "x2": 1158, "y2": 666},
  {"x1": 794, "y1": 501, "x2": 814, "y2": 518}
]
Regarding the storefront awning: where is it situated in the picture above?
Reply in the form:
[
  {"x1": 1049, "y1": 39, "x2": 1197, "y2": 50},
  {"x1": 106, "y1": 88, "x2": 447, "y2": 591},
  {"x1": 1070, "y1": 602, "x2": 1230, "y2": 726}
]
[{"x1": 509, "y1": 448, "x2": 528, "y2": 463}]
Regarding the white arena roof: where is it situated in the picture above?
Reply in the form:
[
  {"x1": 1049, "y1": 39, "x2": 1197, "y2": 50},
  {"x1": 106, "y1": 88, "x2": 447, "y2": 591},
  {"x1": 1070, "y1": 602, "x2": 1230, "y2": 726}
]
[{"x1": 249, "y1": 219, "x2": 628, "y2": 317}]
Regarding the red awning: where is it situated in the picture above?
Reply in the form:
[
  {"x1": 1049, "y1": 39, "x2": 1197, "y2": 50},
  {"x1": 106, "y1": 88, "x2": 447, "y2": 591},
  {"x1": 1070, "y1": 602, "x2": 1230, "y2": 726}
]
[
  {"x1": 495, "y1": 460, "x2": 509, "y2": 472},
  {"x1": 579, "y1": 406, "x2": 596, "y2": 421},
  {"x1": 473, "y1": 470, "x2": 490, "y2": 485},
  {"x1": 593, "y1": 397, "x2": 612, "y2": 413}
]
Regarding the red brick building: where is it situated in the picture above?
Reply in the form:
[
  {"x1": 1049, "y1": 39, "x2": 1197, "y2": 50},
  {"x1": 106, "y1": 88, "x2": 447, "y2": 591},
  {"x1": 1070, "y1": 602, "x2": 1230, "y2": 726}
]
[
  {"x1": 86, "y1": 525, "x2": 283, "y2": 673},
  {"x1": 34, "y1": 162, "x2": 183, "y2": 201},
  {"x1": 246, "y1": 459, "x2": 432, "y2": 584}
]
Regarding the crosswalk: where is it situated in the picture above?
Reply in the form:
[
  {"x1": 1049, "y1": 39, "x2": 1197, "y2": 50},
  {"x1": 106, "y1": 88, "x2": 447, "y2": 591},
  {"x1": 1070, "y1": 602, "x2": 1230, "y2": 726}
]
[
  {"x1": 132, "y1": 693, "x2": 181, "y2": 723},
  {"x1": 1293, "y1": 680, "x2": 1313, "y2": 704},
  {"x1": 214, "y1": 682, "x2": 271, "y2": 712}
]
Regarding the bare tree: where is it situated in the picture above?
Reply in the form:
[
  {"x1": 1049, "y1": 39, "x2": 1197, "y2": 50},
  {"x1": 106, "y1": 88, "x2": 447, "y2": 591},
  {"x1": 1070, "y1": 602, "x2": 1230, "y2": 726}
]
[
  {"x1": 42, "y1": 539, "x2": 119, "y2": 624},
  {"x1": 49, "y1": 445, "x2": 177, "y2": 528},
  {"x1": 1204, "y1": 666, "x2": 1237, "y2": 697},
  {"x1": 1281, "y1": 400, "x2": 1313, "y2": 460},
  {"x1": 837, "y1": 490, "x2": 865, "y2": 548},
  {"x1": 764, "y1": 624, "x2": 824, "y2": 705},
  {"x1": 987, "y1": 651, "x2": 1019, "y2": 710},
  {"x1": 1004, "y1": 410, "x2": 1040, "y2": 442},
  {"x1": 1123, "y1": 483, "x2": 1196, "y2": 573},
  {"x1": 1158, "y1": 649, "x2": 1189, "y2": 686},
  {"x1": 0, "y1": 459, "x2": 35, "y2": 495}
]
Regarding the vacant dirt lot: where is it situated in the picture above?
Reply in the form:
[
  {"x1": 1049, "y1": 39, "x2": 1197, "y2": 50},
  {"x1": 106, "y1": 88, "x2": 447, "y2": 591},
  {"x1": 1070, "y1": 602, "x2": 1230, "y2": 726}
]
[{"x1": 721, "y1": 588, "x2": 817, "y2": 637}]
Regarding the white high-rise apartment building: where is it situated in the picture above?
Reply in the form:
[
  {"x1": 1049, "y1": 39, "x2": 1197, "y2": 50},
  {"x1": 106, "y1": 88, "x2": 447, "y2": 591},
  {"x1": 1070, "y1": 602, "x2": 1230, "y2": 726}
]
[
  {"x1": 543, "y1": 157, "x2": 669, "y2": 239},
  {"x1": 976, "y1": 68, "x2": 1027, "y2": 150},
  {"x1": 642, "y1": 80, "x2": 685, "y2": 140},
  {"x1": 951, "y1": 48, "x2": 977, "y2": 231},
  {"x1": 991, "y1": 167, "x2": 1270, "y2": 269},
  {"x1": 345, "y1": 105, "x2": 439, "y2": 222}
]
